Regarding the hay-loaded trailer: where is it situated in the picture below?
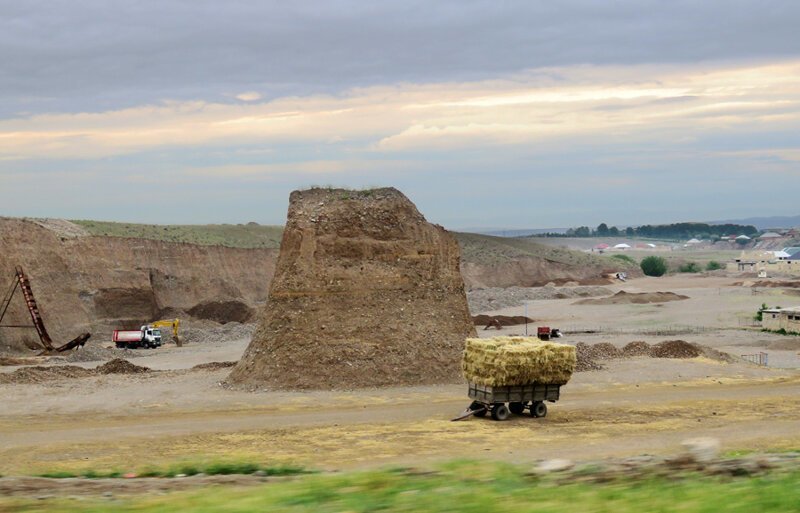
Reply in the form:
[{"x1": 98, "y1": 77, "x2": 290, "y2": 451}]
[{"x1": 457, "y1": 382, "x2": 562, "y2": 421}]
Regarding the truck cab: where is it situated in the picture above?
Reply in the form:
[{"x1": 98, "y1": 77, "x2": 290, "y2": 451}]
[{"x1": 140, "y1": 326, "x2": 162, "y2": 347}]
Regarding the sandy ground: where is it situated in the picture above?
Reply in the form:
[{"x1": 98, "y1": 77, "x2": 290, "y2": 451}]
[{"x1": 0, "y1": 275, "x2": 798, "y2": 482}]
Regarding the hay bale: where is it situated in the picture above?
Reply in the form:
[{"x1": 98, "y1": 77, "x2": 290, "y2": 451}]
[{"x1": 462, "y1": 336, "x2": 576, "y2": 386}]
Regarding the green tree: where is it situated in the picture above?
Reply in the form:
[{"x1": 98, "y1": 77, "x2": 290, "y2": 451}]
[
  {"x1": 625, "y1": 227, "x2": 635, "y2": 236},
  {"x1": 706, "y1": 261, "x2": 723, "y2": 271},
  {"x1": 596, "y1": 223, "x2": 609, "y2": 236},
  {"x1": 640, "y1": 256, "x2": 668, "y2": 277}
]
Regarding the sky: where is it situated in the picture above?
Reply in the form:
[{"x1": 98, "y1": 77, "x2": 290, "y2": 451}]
[{"x1": 1, "y1": 1, "x2": 799, "y2": 230}]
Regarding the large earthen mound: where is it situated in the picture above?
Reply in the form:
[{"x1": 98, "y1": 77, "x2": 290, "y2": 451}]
[
  {"x1": 573, "y1": 290, "x2": 689, "y2": 305},
  {"x1": 228, "y1": 188, "x2": 476, "y2": 389}
]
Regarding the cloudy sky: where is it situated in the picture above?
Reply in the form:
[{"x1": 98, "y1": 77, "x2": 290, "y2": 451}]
[{"x1": 1, "y1": 1, "x2": 799, "y2": 229}]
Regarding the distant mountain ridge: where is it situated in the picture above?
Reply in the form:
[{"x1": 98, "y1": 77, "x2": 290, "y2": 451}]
[{"x1": 709, "y1": 215, "x2": 800, "y2": 230}]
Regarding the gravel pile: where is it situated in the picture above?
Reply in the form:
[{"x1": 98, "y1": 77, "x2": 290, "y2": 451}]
[
  {"x1": 96, "y1": 359, "x2": 150, "y2": 374},
  {"x1": 621, "y1": 341, "x2": 652, "y2": 357},
  {"x1": 649, "y1": 340, "x2": 702, "y2": 359},
  {"x1": 0, "y1": 365, "x2": 94, "y2": 384},
  {"x1": 574, "y1": 343, "x2": 604, "y2": 372},
  {"x1": 181, "y1": 322, "x2": 256, "y2": 345},
  {"x1": 468, "y1": 286, "x2": 610, "y2": 313}
]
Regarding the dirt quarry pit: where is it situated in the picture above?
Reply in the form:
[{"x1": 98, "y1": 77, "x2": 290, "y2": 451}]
[{"x1": 573, "y1": 290, "x2": 689, "y2": 305}]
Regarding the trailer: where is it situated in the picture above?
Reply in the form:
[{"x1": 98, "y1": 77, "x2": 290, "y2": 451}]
[{"x1": 453, "y1": 382, "x2": 562, "y2": 421}]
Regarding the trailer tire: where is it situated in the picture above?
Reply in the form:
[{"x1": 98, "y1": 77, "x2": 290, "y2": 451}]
[
  {"x1": 509, "y1": 402, "x2": 525, "y2": 415},
  {"x1": 491, "y1": 404, "x2": 510, "y2": 421},
  {"x1": 531, "y1": 401, "x2": 547, "y2": 418}
]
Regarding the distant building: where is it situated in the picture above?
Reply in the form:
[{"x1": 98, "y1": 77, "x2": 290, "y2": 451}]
[
  {"x1": 758, "y1": 232, "x2": 783, "y2": 239},
  {"x1": 761, "y1": 307, "x2": 800, "y2": 334}
]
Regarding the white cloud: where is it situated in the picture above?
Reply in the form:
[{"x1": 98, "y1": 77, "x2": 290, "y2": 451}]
[
  {"x1": 235, "y1": 91, "x2": 263, "y2": 102},
  {"x1": 0, "y1": 60, "x2": 799, "y2": 162}
]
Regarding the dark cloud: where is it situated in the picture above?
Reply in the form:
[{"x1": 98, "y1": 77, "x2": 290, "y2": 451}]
[{"x1": 1, "y1": 0, "x2": 799, "y2": 115}]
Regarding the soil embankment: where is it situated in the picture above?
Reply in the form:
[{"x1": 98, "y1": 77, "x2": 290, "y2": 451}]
[{"x1": 574, "y1": 290, "x2": 689, "y2": 305}]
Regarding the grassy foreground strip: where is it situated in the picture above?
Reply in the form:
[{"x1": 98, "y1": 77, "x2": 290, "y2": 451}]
[{"x1": 4, "y1": 461, "x2": 799, "y2": 513}]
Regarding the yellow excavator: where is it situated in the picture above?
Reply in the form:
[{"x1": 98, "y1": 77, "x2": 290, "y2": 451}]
[{"x1": 149, "y1": 319, "x2": 182, "y2": 346}]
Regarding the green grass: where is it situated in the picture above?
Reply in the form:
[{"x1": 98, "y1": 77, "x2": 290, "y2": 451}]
[
  {"x1": 36, "y1": 462, "x2": 309, "y2": 480},
  {"x1": 6, "y1": 461, "x2": 799, "y2": 512},
  {"x1": 71, "y1": 220, "x2": 284, "y2": 249}
]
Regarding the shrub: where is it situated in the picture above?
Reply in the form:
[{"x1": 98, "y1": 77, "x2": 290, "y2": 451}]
[
  {"x1": 640, "y1": 256, "x2": 668, "y2": 277},
  {"x1": 706, "y1": 261, "x2": 723, "y2": 271},
  {"x1": 611, "y1": 254, "x2": 636, "y2": 265},
  {"x1": 678, "y1": 262, "x2": 701, "y2": 273}
]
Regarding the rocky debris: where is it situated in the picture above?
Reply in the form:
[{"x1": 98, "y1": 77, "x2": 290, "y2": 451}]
[
  {"x1": 0, "y1": 365, "x2": 94, "y2": 384},
  {"x1": 544, "y1": 450, "x2": 800, "y2": 484},
  {"x1": 228, "y1": 187, "x2": 476, "y2": 389},
  {"x1": 574, "y1": 343, "x2": 604, "y2": 372},
  {"x1": 536, "y1": 459, "x2": 574, "y2": 473},
  {"x1": 472, "y1": 315, "x2": 533, "y2": 328},
  {"x1": 573, "y1": 290, "x2": 689, "y2": 306},
  {"x1": 468, "y1": 286, "x2": 610, "y2": 313},
  {"x1": 192, "y1": 361, "x2": 238, "y2": 371},
  {"x1": 621, "y1": 341, "x2": 652, "y2": 357},
  {"x1": 681, "y1": 437, "x2": 720, "y2": 463},
  {"x1": 182, "y1": 322, "x2": 256, "y2": 345},
  {"x1": 96, "y1": 359, "x2": 150, "y2": 374},
  {"x1": 30, "y1": 218, "x2": 89, "y2": 238},
  {"x1": 649, "y1": 340, "x2": 702, "y2": 359}
]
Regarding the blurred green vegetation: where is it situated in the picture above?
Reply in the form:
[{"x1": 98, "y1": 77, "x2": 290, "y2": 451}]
[{"x1": 6, "y1": 460, "x2": 798, "y2": 512}]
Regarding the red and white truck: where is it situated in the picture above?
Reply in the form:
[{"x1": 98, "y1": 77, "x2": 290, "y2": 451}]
[{"x1": 113, "y1": 326, "x2": 162, "y2": 349}]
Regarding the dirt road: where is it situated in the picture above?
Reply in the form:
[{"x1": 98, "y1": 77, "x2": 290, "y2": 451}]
[{"x1": 1, "y1": 365, "x2": 798, "y2": 475}]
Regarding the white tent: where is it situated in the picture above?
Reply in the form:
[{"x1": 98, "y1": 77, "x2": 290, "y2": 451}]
[
  {"x1": 613, "y1": 243, "x2": 631, "y2": 249},
  {"x1": 686, "y1": 238, "x2": 701, "y2": 244},
  {"x1": 736, "y1": 235, "x2": 751, "y2": 240}
]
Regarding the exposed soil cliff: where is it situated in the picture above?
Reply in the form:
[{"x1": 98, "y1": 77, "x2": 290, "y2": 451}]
[
  {"x1": 228, "y1": 188, "x2": 477, "y2": 389},
  {"x1": 0, "y1": 218, "x2": 276, "y2": 353}
]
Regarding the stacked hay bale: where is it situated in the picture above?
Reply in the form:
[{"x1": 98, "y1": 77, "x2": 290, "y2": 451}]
[{"x1": 462, "y1": 336, "x2": 576, "y2": 386}]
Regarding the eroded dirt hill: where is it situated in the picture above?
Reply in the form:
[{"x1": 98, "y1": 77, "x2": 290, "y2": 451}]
[
  {"x1": 228, "y1": 187, "x2": 477, "y2": 389},
  {"x1": 0, "y1": 217, "x2": 276, "y2": 352}
]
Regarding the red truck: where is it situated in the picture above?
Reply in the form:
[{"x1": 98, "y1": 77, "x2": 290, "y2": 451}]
[{"x1": 113, "y1": 325, "x2": 162, "y2": 349}]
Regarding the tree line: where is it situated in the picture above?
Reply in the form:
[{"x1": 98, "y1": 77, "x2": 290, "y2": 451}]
[{"x1": 534, "y1": 222, "x2": 758, "y2": 240}]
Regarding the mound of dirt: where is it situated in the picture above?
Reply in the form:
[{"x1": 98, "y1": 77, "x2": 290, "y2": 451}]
[
  {"x1": 649, "y1": 340, "x2": 702, "y2": 359},
  {"x1": 735, "y1": 280, "x2": 800, "y2": 289},
  {"x1": 472, "y1": 315, "x2": 533, "y2": 328},
  {"x1": 228, "y1": 187, "x2": 476, "y2": 390},
  {"x1": 188, "y1": 300, "x2": 256, "y2": 324},
  {"x1": 96, "y1": 359, "x2": 150, "y2": 374},
  {"x1": 468, "y1": 286, "x2": 610, "y2": 313},
  {"x1": 192, "y1": 361, "x2": 238, "y2": 371},
  {"x1": 574, "y1": 291, "x2": 689, "y2": 306},
  {"x1": 0, "y1": 365, "x2": 94, "y2": 384},
  {"x1": 574, "y1": 343, "x2": 604, "y2": 372},
  {"x1": 622, "y1": 341, "x2": 651, "y2": 357}
]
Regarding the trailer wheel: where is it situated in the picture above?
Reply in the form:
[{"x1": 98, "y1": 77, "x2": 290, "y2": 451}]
[
  {"x1": 509, "y1": 402, "x2": 525, "y2": 415},
  {"x1": 531, "y1": 401, "x2": 547, "y2": 418},
  {"x1": 469, "y1": 401, "x2": 487, "y2": 417},
  {"x1": 491, "y1": 404, "x2": 510, "y2": 421}
]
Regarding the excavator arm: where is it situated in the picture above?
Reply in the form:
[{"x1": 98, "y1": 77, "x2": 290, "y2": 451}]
[{"x1": 149, "y1": 319, "x2": 181, "y2": 346}]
